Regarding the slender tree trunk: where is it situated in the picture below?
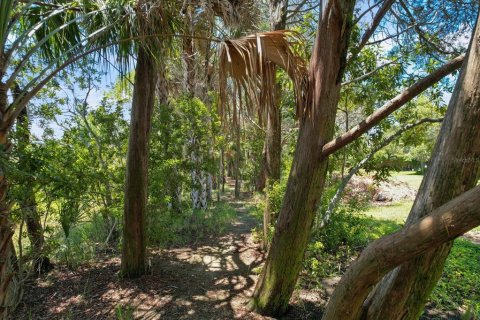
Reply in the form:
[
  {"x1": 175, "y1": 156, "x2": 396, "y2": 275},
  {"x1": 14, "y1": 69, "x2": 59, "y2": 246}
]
[
  {"x1": 250, "y1": 1, "x2": 356, "y2": 316},
  {"x1": 121, "y1": 46, "x2": 157, "y2": 278},
  {"x1": 221, "y1": 148, "x2": 225, "y2": 193},
  {"x1": 234, "y1": 121, "x2": 241, "y2": 199},
  {"x1": 16, "y1": 106, "x2": 51, "y2": 272},
  {"x1": 364, "y1": 14, "x2": 480, "y2": 320},
  {"x1": 262, "y1": 0, "x2": 287, "y2": 248},
  {"x1": 256, "y1": 144, "x2": 266, "y2": 192}
]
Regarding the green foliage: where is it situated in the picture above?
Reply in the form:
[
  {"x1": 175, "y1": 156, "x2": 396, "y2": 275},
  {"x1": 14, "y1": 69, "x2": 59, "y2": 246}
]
[
  {"x1": 147, "y1": 202, "x2": 236, "y2": 247},
  {"x1": 115, "y1": 304, "x2": 135, "y2": 320},
  {"x1": 430, "y1": 239, "x2": 480, "y2": 317},
  {"x1": 304, "y1": 209, "x2": 401, "y2": 283},
  {"x1": 51, "y1": 223, "x2": 97, "y2": 269}
]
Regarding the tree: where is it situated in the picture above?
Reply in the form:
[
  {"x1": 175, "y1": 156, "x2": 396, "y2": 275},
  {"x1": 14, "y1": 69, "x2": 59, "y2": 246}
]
[
  {"x1": 249, "y1": 0, "x2": 465, "y2": 316},
  {"x1": 262, "y1": 0, "x2": 288, "y2": 248},
  {"x1": 322, "y1": 185, "x2": 480, "y2": 320},
  {"x1": 362, "y1": 11, "x2": 480, "y2": 320},
  {"x1": 250, "y1": 0, "x2": 357, "y2": 315},
  {"x1": 121, "y1": 45, "x2": 158, "y2": 278}
]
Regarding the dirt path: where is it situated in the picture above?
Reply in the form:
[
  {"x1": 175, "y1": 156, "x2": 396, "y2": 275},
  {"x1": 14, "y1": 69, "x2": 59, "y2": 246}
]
[{"x1": 14, "y1": 191, "x2": 322, "y2": 320}]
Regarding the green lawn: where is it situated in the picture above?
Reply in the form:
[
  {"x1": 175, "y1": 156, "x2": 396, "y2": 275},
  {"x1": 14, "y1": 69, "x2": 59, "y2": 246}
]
[
  {"x1": 391, "y1": 170, "x2": 424, "y2": 190},
  {"x1": 358, "y1": 171, "x2": 480, "y2": 316},
  {"x1": 363, "y1": 200, "x2": 412, "y2": 224}
]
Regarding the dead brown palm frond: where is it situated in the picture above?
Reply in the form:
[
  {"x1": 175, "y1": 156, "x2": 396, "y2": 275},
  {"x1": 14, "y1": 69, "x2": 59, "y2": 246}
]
[
  {"x1": 202, "y1": 0, "x2": 261, "y2": 31},
  {"x1": 218, "y1": 30, "x2": 308, "y2": 123}
]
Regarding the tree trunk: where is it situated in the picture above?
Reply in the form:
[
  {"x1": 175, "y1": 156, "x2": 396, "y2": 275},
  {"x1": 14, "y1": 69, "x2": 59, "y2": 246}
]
[
  {"x1": 234, "y1": 121, "x2": 241, "y2": 199},
  {"x1": 0, "y1": 79, "x2": 21, "y2": 318},
  {"x1": 262, "y1": 0, "x2": 287, "y2": 248},
  {"x1": 250, "y1": 0, "x2": 356, "y2": 316},
  {"x1": 322, "y1": 185, "x2": 480, "y2": 320},
  {"x1": 364, "y1": 14, "x2": 480, "y2": 320},
  {"x1": 121, "y1": 46, "x2": 157, "y2": 278},
  {"x1": 255, "y1": 144, "x2": 266, "y2": 192},
  {"x1": 16, "y1": 106, "x2": 51, "y2": 272}
]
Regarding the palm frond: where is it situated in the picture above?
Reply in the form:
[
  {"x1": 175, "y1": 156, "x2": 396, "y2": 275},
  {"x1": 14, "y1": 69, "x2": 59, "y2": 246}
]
[{"x1": 219, "y1": 30, "x2": 308, "y2": 122}]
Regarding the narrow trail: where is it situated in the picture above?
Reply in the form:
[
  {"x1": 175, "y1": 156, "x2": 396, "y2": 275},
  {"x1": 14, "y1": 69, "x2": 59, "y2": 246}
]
[{"x1": 14, "y1": 188, "x2": 323, "y2": 320}]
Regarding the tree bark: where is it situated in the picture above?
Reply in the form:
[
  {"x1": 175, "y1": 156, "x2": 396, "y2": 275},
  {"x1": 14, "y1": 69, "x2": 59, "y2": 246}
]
[
  {"x1": 121, "y1": 46, "x2": 157, "y2": 278},
  {"x1": 322, "y1": 185, "x2": 480, "y2": 320},
  {"x1": 250, "y1": 0, "x2": 356, "y2": 316},
  {"x1": 364, "y1": 13, "x2": 480, "y2": 320},
  {"x1": 0, "y1": 79, "x2": 20, "y2": 319}
]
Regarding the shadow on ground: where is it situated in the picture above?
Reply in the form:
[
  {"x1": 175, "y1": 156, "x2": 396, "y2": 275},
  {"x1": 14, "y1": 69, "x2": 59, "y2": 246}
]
[{"x1": 14, "y1": 192, "x2": 324, "y2": 320}]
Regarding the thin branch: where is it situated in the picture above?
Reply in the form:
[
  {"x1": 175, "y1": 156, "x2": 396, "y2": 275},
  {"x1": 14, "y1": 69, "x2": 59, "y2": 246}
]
[
  {"x1": 320, "y1": 117, "x2": 443, "y2": 227},
  {"x1": 342, "y1": 58, "x2": 399, "y2": 86},
  {"x1": 353, "y1": 0, "x2": 383, "y2": 25},
  {"x1": 348, "y1": 0, "x2": 396, "y2": 64}
]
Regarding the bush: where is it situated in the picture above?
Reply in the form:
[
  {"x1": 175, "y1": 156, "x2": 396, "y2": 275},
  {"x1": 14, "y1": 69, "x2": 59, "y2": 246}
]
[{"x1": 147, "y1": 202, "x2": 236, "y2": 247}]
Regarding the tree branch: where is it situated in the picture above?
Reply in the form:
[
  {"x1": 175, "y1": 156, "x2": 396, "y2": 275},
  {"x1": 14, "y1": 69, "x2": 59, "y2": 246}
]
[
  {"x1": 322, "y1": 54, "x2": 464, "y2": 157},
  {"x1": 322, "y1": 184, "x2": 480, "y2": 320},
  {"x1": 320, "y1": 117, "x2": 443, "y2": 227}
]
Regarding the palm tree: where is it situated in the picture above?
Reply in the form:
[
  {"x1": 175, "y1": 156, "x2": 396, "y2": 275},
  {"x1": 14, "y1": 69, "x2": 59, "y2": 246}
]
[
  {"x1": 0, "y1": 1, "x2": 99, "y2": 314},
  {"x1": 0, "y1": 0, "x2": 167, "y2": 313}
]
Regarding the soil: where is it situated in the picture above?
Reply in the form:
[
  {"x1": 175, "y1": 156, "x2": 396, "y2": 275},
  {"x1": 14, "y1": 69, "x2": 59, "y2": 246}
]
[
  {"x1": 12, "y1": 184, "x2": 476, "y2": 319},
  {"x1": 14, "y1": 191, "x2": 324, "y2": 320}
]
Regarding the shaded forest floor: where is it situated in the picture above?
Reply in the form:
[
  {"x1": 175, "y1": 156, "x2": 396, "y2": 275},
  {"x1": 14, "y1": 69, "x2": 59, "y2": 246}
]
[
  {"x1": 14, "y1": 180, "x2": 478, "y2": 319},
  {"x1": 14, "y1": 189, "x2": 324, "y2": 320}
]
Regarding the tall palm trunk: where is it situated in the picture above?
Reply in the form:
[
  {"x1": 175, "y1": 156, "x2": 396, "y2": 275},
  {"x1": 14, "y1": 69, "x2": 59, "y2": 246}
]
[
  {"x1": 363, "y1": 13, "x2": 480, "y2": 320},
  {"x1": 251, "y1": 0, "x2": 356, "y2": 316},
  {"x1": 262, "y1": 0, "x2": 287, "y2": 248},
  {"x1": 0, "y1": 78, "x2": 21, "y2": 319},
  {"x1": 121, "y1": 46, "x2": 157, "y2": 278}
]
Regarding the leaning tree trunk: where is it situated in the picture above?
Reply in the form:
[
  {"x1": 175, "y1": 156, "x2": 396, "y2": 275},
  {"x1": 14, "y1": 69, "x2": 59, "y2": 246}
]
[
  {"x1": 250, "y1": 0, "x2": 356, "y2": 316},
  {"x1": 121, "y1": 46, "x2": 158, "y2": 278},
  {"x1": 322, "y1": 185, "x2": 480, "y2": 320},
  {"x1": 16, "y1": 106, "x2": 50, "y2": 272},
  {"x1": 262, "y1": 0, "x2": 286, "y2": 248},
  {"x1": 364, "y1": 13, "x2": 480, "y2": 320}
]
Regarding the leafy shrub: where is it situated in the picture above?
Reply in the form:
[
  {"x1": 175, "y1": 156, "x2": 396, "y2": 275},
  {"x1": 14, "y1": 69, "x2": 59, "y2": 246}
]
[
  {"x1": 147, "y1": 202, "x2": 236, "y2": 247},
  {"x1": 50, "y1": 224, "x2": 96, "y2": 269}
]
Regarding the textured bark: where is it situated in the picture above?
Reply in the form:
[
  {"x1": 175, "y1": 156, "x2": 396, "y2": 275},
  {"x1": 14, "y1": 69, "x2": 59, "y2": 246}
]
[
  {"x1": 322, "y1": 185, "x2": 480, "y2": 320},
  {"x1": 364, "y1": 14, "x2": 480, "y2": 320},
  {"x1": 250, "y1": 0, "x2": 356, "y2": 316},
  {"x1": 121, "y1": 47, "x2": 157, "y2": 278},
  {"x1": 0, "y1": 66, "x2": 20, "y2": 318}
]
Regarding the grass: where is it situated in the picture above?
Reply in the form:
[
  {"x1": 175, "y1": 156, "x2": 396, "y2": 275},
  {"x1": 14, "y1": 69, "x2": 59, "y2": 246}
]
[
  {"x1": 391, "y1": 170, "x2": 424, "y2": 190},
  {"x1": 356, "y1": 171, "x2": 480, "y2": 317},
  {"x1": 430, "y1": 239, "x2": 480, "y2": 315},
  {"x1": 363, "y1": 200, "x2": 412, "y2": 224}
]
